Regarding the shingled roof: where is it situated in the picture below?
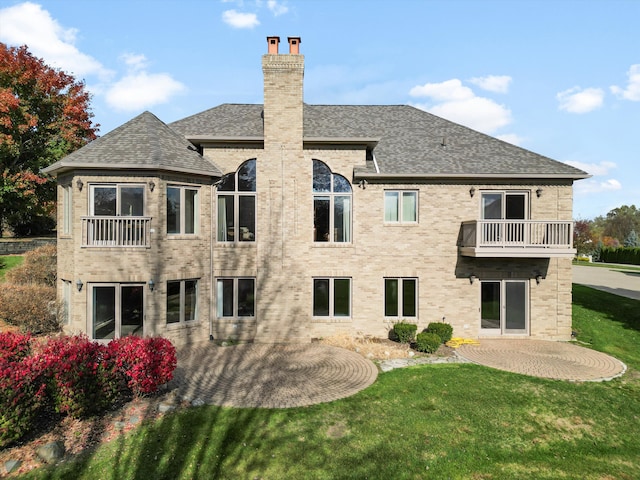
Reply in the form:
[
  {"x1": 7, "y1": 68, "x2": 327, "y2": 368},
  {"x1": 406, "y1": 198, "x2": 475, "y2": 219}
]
[
  {"x1": 44, "y1": 111, "x2": 222, "y2": 177},
  {"x1": 170, "y1": 104, "x2": 589, "y2": 180}
]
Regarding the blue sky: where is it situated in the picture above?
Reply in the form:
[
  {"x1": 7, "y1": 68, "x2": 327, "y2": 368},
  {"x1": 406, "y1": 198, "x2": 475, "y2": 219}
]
[{"x1": 1, "y1": 0, "x2": 638, "y2": 220}]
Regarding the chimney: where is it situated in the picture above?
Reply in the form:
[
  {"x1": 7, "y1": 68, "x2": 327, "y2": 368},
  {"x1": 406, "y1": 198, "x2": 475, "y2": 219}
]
[
  {"x1": 267, "y1": 36, "x2": 280, "y2": 54},
  {"x1": 288, "y1": 37, "x2": 301, "y2": 54}
]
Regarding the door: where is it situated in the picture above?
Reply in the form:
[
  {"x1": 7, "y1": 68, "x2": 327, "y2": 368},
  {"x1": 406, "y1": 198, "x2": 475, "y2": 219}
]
[
  {"x1": 91, "y1": 284, "x2": 144, "y2": 340},
  {"x1": 480, "y1": 280, "x2": 528, "y2": 335},
  {"x1": 481, "y1": 192, "x2": 528, "y2": 244}
]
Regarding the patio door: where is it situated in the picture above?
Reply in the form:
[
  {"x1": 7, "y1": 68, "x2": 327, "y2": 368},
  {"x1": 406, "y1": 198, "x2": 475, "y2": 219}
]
[
  {"x1": 481, "y1": 192, "x2": 528, "y2": 244},
  {"x1": 91, "y1": 284, "x2": 144, "y2": 340},
  {"x1": 480, "y1": 280, "x2": 528, "y2": 335}
]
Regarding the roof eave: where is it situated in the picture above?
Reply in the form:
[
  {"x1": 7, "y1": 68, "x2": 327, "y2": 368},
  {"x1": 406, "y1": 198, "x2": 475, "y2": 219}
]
[
  {"x1": 353, "y1": 172, "x2": 592, "y2": 181},
  {"x1": 42, "y1": 162, "x2": 221, "y2": 178}
]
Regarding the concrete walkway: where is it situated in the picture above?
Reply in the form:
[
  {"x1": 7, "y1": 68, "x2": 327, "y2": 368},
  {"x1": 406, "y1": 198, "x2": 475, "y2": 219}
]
[
  {"x1": 573, "y1": 264, "x2": 640, "y2": 300},
  {"x1": 457, "y1": 339, "x2": 626, "y2": 382},
  {"x1": 169, "y1": 343, "x2": 378, "y2": 408}
]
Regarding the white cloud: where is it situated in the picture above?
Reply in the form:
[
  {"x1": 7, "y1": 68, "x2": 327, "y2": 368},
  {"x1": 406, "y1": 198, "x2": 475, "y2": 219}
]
[
  {"x1": 222, "y1": 9, "x2": 260, "y2": 28},
  {"x1": 105, "y1": 72, "x2": 186, "y2": 111},
  {"x1": 610, "y1": 64, "x2": 640, "y2": 101},
  {"x1": 120, "y1": 53, "x2": 149, "y2": 72},
  {"x1": 556, "y1": 86, "x2": 604, "y2": 113},
  {"x1": 0, "y1": 2, "x2": 112, "y2": 80},
  {"x1": 469, "y1": 75, "x2": 512, "y2": 94},
  {"x1": 267, "y1": 0, "x2": 288, "y2": 16},
  {"x1": 410, "y1": 79, "x2": 512, "y2": 134},
  {"x1": 565, "y1": 160, "x2": 616, "y2": 176},
  {"x1": 574, "y1": 178, "x2": 622, "y2": 195}
]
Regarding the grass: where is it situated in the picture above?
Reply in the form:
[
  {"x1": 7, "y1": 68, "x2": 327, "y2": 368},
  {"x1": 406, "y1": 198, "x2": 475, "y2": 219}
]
[
  {"x1": 0, "y1": 255, "x2": 23, "y2": 281},
  {"x1": 18, "y1": 286, "x2": 640, "y2": 480}
]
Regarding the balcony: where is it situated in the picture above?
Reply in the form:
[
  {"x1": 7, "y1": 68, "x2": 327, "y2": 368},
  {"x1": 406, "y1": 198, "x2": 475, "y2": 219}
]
[
  {"x1": 81, "y1": 216, "x2": 151, "y2": 248},
  {"x1": 459, "y1": 220, "x2": 575, "y2": 258}
]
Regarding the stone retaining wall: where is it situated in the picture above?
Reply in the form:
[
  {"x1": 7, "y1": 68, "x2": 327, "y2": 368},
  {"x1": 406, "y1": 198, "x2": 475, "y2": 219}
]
[{"x1": 0, "y1": 238, "x2": 56, "y2": 255}]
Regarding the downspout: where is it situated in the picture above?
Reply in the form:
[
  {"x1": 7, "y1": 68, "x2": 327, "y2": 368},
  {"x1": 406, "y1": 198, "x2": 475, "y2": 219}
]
[
  {"x1": 372, "y1": 151, "x2": 380, "y2": 174},
  {"x1": 209, "y1": 181, "x2": 214, "y2": 341}
]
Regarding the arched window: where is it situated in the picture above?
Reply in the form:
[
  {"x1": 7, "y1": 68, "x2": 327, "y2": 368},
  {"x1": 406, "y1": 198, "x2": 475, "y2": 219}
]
[
  {"x1": 217, "y1": 159, "x2": 256, "y2": 242},
  {"x1": 313, "y1": 160, "x2": 352, "y2": 242}
]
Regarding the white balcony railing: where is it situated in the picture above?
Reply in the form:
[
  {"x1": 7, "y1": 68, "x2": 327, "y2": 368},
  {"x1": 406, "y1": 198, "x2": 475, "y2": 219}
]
[
  {"x1": 81, "y1": 216, "x2": 151, "y2": 248},
  {"x1": 460, "y1": 220, "x2": 574, "y2": 257}
]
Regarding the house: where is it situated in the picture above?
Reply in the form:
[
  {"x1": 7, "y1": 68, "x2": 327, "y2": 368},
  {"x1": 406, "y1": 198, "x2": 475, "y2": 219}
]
[{"x1": 44, "y1": 37, "x2": 589, "y2": 346}]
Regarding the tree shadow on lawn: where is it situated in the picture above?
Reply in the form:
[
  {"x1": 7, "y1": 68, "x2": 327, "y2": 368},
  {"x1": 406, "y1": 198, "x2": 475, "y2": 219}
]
[{"x1": 572, "y1": 284, "x2": 640, "y2": 334}]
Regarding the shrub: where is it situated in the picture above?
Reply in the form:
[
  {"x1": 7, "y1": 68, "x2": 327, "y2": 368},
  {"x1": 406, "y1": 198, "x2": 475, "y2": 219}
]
[
  {"x1": 393, "y1": 322, "x2": 418, "y2": 344},
  {"x1": 0, "y1": 349, "x2": 46, "y2": 448},
  {"x1": 5, "y1": 244, "x2": 57, "y2": 287},
  {"x1": 0, "y1": 284, "x2": 60, "y2": 333},
  {"x1": 111, "y1": 336, "x2": 177, "y2": 396},
  {"x1": 415, "y1": 332, "x2": 442, "y2": 353},
  {"x1": 0, "y1": 331, "x2": 32, "y2": 362},
  {"x1": 425, "y1": 322, "x2": 453, "y2": 343},
  {"x1": 38, "y1": 335, "x2": 122, "y2": 418}
]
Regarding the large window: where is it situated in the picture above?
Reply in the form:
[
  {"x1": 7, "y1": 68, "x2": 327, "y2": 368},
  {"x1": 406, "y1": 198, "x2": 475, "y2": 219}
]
[
  {"x1": 384, "y1": 278, "x2": 417, "y2": 318},
  {"x1": 313, "y1": 278, "x2": 351, "y2": 317},
  {"x1": 216, "y1": 278, "x2": 255, "y2": 317},
  {"x1": 384, "y1": 191, "x2": 417, "y2": 223},
  {"x1": 167, "y1": 186, "x2": 199, "y2": 235},
  {"x1": 167, "y1": 279, "x2": 198, "y2": 324},
  {"x1": 217, "y1": 159, "x2": 256, "y2": 242},
  {"x1": 313, "y1": 160, "x2": 352, "y2": 242}
]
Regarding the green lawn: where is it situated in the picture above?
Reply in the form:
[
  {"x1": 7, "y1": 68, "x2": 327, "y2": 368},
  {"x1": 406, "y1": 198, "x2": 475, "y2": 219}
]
[
  {"x1": 22, "y1": 286, "x2": 640, "y2": 480},
  {"x1": 0, "y1": 255, "x2": 23, "y2": 281},
  {"x1": 573, "y1": 259, "x2": 640, "y2": 272}
]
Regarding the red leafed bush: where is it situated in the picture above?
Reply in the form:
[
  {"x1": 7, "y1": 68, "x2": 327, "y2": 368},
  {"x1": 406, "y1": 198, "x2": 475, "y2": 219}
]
[
  {"x1": 110, "y1": 336, "x2": 177, "y2": 396},
  {"x1": 0, "y1": 331, "x2": 32, "y2": 362},
  {"x1": 37, "y1": 335, "x2": 122, "y2": 418},
  {"x1": 0, "y1": 341, "x2": 46, "y2": 447}
]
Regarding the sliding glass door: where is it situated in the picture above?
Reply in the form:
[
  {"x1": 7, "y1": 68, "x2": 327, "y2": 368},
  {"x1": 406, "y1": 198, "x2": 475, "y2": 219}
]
[
  {"x1": 480, "y1": 280, "x2": 528, "y2": 335},
  {"x1": 91, "y1": 284, "x2": 144, "y2": 339}
]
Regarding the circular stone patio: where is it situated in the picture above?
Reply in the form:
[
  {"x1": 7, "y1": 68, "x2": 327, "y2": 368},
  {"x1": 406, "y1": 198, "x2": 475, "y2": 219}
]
[
  {"x1": 169, "y1": 343, "x2": 379, "y2": 408},
  {"x1": 457, "y1": 339, "x2": 626, "y2": 382}
]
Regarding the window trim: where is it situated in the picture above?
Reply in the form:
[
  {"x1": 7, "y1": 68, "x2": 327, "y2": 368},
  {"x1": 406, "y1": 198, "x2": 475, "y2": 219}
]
[
  {"x1": 166, "y1": 279, "x2": 199, "y2": 326},
  {"x1": 384, "y1": 190, "x2": 418, "y2": 224},
  {"x1": 216, "y1": 159, "x2": 257, "y2": 243},
  {"x1": 480, "y1": 190, "x2": 530, "y2": 220},
  {"x1": 384, "y1": 277, "x2": 418, "y2": 319},
  {"x1": 215, "y1": 277, "x2": 256, "y2": 318},
  {"x1": 62, "y1": 279, "x2": 72, "y2": 325},
  {"x1": 312, "y1": 277, "x2": 352, "y2": 318},
  {"x1": 312, "y1": 160, "x2": 353, "y2": 243},
  {"x1": 62, "y1": 185, "x2": 72, "y2": 235},
  {"x1": 88, "y1": 282, "x2": 145, "y2": 340},
  {"x1": 167, "y1": 185, "x2": 200, "y2": 235},
  {"x1": 89, "y1": 183, "x2": 146, "y2": 217}
]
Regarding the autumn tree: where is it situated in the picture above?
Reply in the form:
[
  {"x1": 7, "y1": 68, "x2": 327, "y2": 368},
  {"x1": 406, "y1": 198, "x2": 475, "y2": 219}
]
[
  {"x1": 0, "y1": 43, "x2": 98, "y2": 235},
  {"x1": 603, "y1": 204, "x2": 640, "y2": 243},
  {"x1": 573, "y1": 219, "x2": 597, "y2": 254}
]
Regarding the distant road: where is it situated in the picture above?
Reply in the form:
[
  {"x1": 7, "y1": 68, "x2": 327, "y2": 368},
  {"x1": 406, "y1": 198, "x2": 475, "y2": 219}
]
[{"x1": 572, "y1": 265, "x2": 640, "y2": 300}]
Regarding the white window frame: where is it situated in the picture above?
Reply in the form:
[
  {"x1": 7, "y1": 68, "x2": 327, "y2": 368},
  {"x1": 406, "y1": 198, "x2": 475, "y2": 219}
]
[
  {"x1": 216, "y1": 277, "x2": 256, "y2": 318},
  {"x1": 167, "y1": 185, "x2": 200, "y2": 235},
  {"x1": 166, "y1": 279, "x2": 199, "y2": 325},
  {"x1": 384, "y1": 190, "x2": 418, "y2": 223},
  {"x1": 312, "y1": 277, "x2": 352, "y2": 318},
  {"x1": 384, "y1": 277, "x2": 418, "y2": 319},
  {"x1": 62, "y1": 185, "x2": 72, "y2": 235}
]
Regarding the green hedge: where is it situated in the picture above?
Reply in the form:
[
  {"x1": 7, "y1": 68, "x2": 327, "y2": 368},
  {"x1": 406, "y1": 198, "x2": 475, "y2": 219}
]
[{"x1": 599, "y1": 247, "x2": 640, "y2": 265}]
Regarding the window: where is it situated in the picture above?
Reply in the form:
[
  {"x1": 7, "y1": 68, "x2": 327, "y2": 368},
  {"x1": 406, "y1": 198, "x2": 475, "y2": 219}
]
[
  {"x1": 167, "y1": 186, "x2": 199, "y2": 234},
  {"x1": 90, "y1": 184, "x2": 144, "y2": 217},
  {"x1": 217, "y1": 159, "x2": 256, "y2": 242},
  {"x1": 167, "y1": 279, "x2": 198, "y2": 324},
  {"x1": 481, "y1": 191, "x2": 527, "y2": 220},
  {"x1": 313, "y1": 160, "x2": 352, "y2": 242},
  {"x1": 62, "y1": 280, "x2": 72, "y2": 325},
  {"x1": 62, "y1": 185, "x2": 72, "y2": 235},
  {"x1": 313, "y1": 278, "x2": 351, "y2": 317},
  {"x1": 384, "y1": 278, "x2": 417, "y2": 318},
  {"x1": 216, "y1": 278, "x2": 255, "y2": 317},
  {"x1": 384, "y1": 191, "x2": 417, "y2": 223},
  {"x1": 481, "y1": 280, "x2": 528, "y2": 334}
]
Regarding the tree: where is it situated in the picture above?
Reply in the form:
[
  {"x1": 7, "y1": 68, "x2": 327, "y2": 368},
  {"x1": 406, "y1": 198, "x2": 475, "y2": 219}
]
[
  {"x1": 624, "y1": 229, "x2": 639, "y2": 247},
  {"x1": 603, "y1": 205, "x2": 640, "y2": 244},
  {"x1": 573, "y1": 219, "x2": 597, "y2": 255},
  {"x1": 0, "y1": 43, "x2": 98, "y2": 235}
]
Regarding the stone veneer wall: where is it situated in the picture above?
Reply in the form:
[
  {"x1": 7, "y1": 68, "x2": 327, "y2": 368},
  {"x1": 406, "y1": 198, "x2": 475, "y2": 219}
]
[{"x1": 0, "y1": 238, "x2": 56, "y2": 255}]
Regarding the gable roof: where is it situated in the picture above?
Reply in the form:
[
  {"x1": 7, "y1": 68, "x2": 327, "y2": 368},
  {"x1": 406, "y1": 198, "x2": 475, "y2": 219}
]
[
  {"x1": 170, "y1": 104, "x2": 589, "y2": 180},
  {"x1": 44, "y1": 111, "x2": 222, "y2": 177}
]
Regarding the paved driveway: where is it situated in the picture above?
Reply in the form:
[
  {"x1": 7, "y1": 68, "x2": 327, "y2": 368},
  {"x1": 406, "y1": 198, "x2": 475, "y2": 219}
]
[{"x1": 573, "y1": 264, "x2": 640, "y2": 300}]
